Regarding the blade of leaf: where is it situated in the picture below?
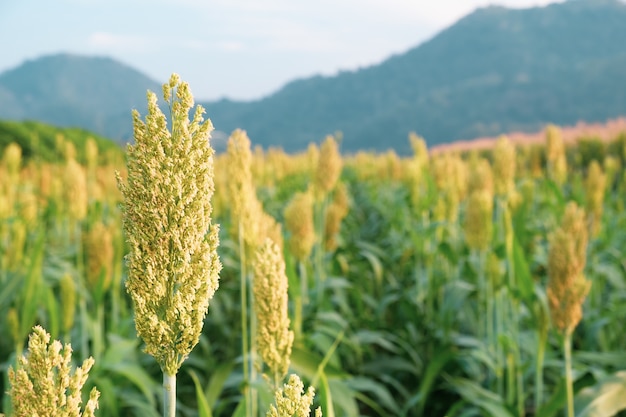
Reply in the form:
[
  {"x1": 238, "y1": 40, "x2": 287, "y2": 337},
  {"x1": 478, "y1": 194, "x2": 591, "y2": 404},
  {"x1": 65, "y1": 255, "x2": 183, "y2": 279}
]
[{"x1": 189, "y1": 370, "x2": 212, "y2": 417}]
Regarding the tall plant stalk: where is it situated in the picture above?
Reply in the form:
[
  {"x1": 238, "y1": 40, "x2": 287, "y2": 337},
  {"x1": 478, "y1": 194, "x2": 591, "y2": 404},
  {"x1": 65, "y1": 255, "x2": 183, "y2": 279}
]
[
  {"x1": 238, "y1": 223, "x2": 252, "y2": 417},
  {"x1": 164, "y1": 374, "x2": 177, "y2": 417},
  {"x1": 117, "y1": 74, "x2": 221, "y2": 417},
  {"x1": 563, "y1": 329, "x2": 574, "y2": 417}
]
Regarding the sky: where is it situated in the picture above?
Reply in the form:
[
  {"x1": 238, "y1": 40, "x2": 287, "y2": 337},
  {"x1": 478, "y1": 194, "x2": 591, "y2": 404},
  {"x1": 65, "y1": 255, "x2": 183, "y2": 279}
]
[{"x1": 0, "y1": 0, "x2": 559, "y2": 101}]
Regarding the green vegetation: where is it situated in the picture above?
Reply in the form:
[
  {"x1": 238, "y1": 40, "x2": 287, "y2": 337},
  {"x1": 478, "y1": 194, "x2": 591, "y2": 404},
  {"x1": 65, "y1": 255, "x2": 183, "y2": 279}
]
[
  {"x1": 1, "y1": 96, "x2": 626, "y2": 416},
  {"x1": 0, "y1": 119, "x2": 124, "y2": 164}
]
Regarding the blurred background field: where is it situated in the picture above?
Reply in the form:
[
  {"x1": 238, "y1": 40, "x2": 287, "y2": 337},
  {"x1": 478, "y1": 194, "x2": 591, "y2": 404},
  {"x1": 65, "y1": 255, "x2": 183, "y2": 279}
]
[{"x1": 1, "y1": 118, "x2": 626, "y2": 416}]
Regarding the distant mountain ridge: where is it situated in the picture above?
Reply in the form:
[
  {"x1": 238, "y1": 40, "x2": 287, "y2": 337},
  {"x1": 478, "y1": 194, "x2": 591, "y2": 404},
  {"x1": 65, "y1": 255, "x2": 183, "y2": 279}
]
[
  {"x1": 0, "y1": 54, "x2": 161, "y2": 142},
  {"x1": 1, "y1": 0, "x2": 625, "y2": 153}
]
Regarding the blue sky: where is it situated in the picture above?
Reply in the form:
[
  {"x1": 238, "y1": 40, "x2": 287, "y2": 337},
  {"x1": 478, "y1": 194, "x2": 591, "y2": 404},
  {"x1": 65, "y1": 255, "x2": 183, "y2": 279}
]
[{"x1": 1, "y1": 0, "x2": 558, "y2": 101}]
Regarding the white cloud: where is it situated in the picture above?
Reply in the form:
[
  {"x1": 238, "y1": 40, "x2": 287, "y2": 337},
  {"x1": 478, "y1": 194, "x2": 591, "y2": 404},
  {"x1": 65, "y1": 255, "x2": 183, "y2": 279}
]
[{"x1": 87, "y1": 32, "x2": 152, "y2": 50}]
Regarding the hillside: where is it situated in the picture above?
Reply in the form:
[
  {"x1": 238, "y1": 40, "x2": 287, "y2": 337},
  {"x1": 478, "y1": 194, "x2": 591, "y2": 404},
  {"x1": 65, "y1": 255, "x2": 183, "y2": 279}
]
[
  {"x1": 0, "y1": 119, "x2": 124, "y2": 164},
  {"x1": 0, "y1": 54, "x2": 160, "y2": 142},
  {"x1": 0, "y1": 0, "x2": 625, "y2": 153},
  {"x1": 201, "y1": 0, "x2": 626, "y2": 154}
]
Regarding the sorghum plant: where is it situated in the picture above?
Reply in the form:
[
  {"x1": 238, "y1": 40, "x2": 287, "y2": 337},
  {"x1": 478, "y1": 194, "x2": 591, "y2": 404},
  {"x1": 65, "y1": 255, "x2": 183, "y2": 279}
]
[
  {"x1": 117, "y1": 73, "x2": 221, "y2": 417},
  {"x1": 7, "y1": 325, "x2": 100, "y2": 417}
]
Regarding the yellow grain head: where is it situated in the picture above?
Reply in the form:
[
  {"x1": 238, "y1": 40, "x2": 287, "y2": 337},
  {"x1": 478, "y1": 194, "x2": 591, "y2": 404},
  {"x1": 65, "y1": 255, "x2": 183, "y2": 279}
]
[
  {"x1": 323, "y1": 182, "x2": 350, "y2": 252},
  {"x1": 253, "y1": 239, "x2": 294, "y2": 384},
  {"x1": 259, "y1": 211, "x2": 285, "y2": 252},
  {"x1": 38, "y1": 163, "x2": 53, "y2": 202},
  {"x1": 116, "y1": 73, "x2": 221, "y2": 375},
  {"x1": 2, "y1": 142, "x2": 22, "y2": 177},
  {"x1": 17, "y1": 185, "x2": 39, "y2": 226},
  {"x1": 85, "y1": 137, "x2": 98, "y2": 174},
  {"x1": 546, "y1": 125, "x2": 567, "y2": 184},
  {"x1": 284, "y1": 190, "x2": 315, "y2": 262},
  {"x1": 603, "y1": 155, "x2": 620, "y2": 190},
  {"x1": 432, "y1": 153, "x2": 466, "y2": 223},
  {"x1": 493, "y1": 135, "x2": 516, "y2": 197},
  {"x1": 64, "y1": 141, "x2": 77, "y2": 163},
  {"x1": 464, "y1": 190, "x2": 494, "y2": 251},
  {"x1": 226, "y1": 129, "x2": 263, "y2": 251},
  {"x1": 307, "y1": 143, "x2": 320, "y2": 175},
  {"x1": 553, "y1": 154, "x2": 568, "y2": 185},
  {"x1": 266, "y1": 374, "x2": 322, "y2": 417},
  {"x1": 547, "y1": 202, "x2": 590, "y2": 333},
  {"x1": 584, "y1": 160, "x2": 606, "y2": 237},
  {"x1": 60, "y1": 273, "x2": 77, "y2": 335},
  {"x1": 8, "y1": 326, "x2": 100, "y2": 417},
  {"x1": 64, "y1": 158, "x2": 88, "y2": 222},
  {"x1": 83, "y1": 221, "x2": 114, "y2": 293},
  {"x1": 314, "y1": 135, "x2": 342, "y2": 200},
  {"x1": 4, "y1": 220, "x2": 26, "y2": 271},
  {"x1": 546, "y1": 124, "x2": 564, "y2": 164},
  {"x1": 453, "y1": 155, "x2": 468, "y2": 201},
  {"x1": 384, "y1": 150, "x2": 403, "y2": 181},
  {"x1": 1, "y1": 143, "x2": 22, "y2": 218},
  {"x1": 467, "y1": 157, "x2": 494, "y2": 195},
  {"x1": 85, "y1": 138, "x2": 98, "y2": 201},
  {"x1": 409, "y1": 132, "x2": 429, "y2": 171}
]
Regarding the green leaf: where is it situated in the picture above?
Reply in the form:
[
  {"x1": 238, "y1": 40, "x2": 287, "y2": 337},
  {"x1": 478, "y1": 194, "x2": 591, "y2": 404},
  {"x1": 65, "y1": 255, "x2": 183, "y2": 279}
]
[
  {"x1": 512, "y1": 236, "x2": 533, "y2": 301},
  {"x1": 415, "y1": 348, "x2": 455, "y2": 416},
  {"x1": 44, "y1": 286, "x2": 60, "y2": 340},
  {"x1": 446, "y1": 376, "x2": 514, "y2": 417},
  {"x1": 290, "y1": 346, "x2": 346, "y2": 380},
  {"x1": 320, "y1": 372, "x2": 336, "y2": 417},
  {"x1": 189, "y1": 370, "x2": 212, "y2": 417},
  {"x1": 205, "y1": 362, "x2": 235, "y2": 407},
  {"x1": 575, "y1": 371, "x2": 626, "y2": 417},
  {"x1": 348, "y1": 376, "x2": 399, "y2": 414}
]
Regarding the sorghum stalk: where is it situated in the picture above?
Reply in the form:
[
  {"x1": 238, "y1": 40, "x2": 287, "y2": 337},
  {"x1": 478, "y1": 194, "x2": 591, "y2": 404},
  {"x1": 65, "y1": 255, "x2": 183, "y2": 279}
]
[
  {"x1": 584, "y1": 160, "x2": 606, "y2": 237},
  {"x1": 564, "y1": 329, "x2": 574, "y2": 417},
  {"x1": 312, "y1": 135, "x2": 342, "y2": 303},
  {"x1": 284, "y1": 190, "x2": 315, "y2": 343},
  {"x1": 117, "y1": 73, "x2": 221, "y2": 417},
  {"x1": 547, "y1": 202, "x2": 590, "y2": 417},
  {"x1": 535, "y1": 311, "x2": 548, "y2": 410},
  {"x1": 226, "y1": 129, "x2": 268, "y2": 417}
]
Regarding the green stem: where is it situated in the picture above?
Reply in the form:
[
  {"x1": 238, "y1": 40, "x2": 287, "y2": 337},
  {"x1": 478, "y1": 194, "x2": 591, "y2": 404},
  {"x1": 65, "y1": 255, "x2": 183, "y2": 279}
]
[
  {"x1": 163, "y1": 372, "x2": 176, "y2": 417},
  {"x1": 564, "y1": 329, "x2": 575, "y2": 417},
  {"x1": 496, "y1": 290, "x2": 504, "y2": 397},
  {"x1": 80, "y1": 298, "x2": 89, "y2": 361},
  {"x1": 516, "y1": 338, "x2": 524, "y2": 417},
  {"x1": 507, "y1": 352, "x2": 515, "y2": 407},
  {"x1": 294, "y1": 295, "x2": 303, "y2": 344},
  {"x1": 314, "y1": 197, "x2": 328, "y2": 306},
  {"x1": 250, "y1": 276, "x2": 258, "y2": 417},
  {"x1": 535, "y1": 325, "x2": 547, "y2": 411},
  {"x1": 238, "y1": 222, "x2": 251, "y2": 417}
]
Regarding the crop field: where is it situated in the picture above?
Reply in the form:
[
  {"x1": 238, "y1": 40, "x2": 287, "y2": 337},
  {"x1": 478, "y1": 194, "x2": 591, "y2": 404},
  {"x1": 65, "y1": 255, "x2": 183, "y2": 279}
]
[{"x1": 1, "y1": 77, "x2": 626, "y2": 417}]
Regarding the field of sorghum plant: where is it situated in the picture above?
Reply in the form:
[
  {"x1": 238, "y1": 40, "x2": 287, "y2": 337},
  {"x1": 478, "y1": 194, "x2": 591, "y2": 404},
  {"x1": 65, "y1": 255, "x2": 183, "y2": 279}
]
[{"x1": 1, "y1": 75, "x2": 626, "y2": 417}]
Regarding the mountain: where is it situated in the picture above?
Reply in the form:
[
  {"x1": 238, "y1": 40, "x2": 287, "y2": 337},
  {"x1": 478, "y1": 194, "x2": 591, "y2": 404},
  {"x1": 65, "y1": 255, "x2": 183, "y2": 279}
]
[
  {"x1": 1, "y1": 0, "x2": 626, "y2": 154},
  {"x1": 0, "y1": 53, "x2": 161, "y2": 142},
  {"x1": 201, "y1": 0, "x2": 626, "y2": 154}
]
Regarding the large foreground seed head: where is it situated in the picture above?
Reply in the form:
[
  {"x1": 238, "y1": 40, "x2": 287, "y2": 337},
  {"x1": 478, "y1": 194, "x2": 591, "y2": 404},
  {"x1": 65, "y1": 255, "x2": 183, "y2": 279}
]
[{"x1": 116, "y1": 73, "x2": 221, "y2": 375}]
